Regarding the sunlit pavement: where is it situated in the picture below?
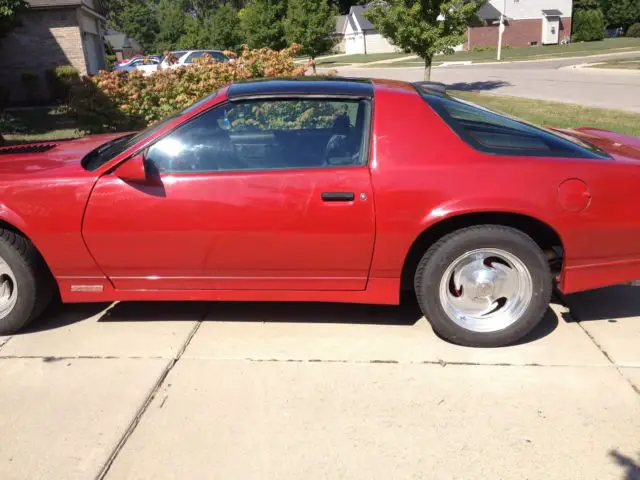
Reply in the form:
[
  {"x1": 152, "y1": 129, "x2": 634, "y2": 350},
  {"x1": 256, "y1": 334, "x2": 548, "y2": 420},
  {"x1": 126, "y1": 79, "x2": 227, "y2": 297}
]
[
  {"x1": 323, "y1": 51, "x2": 640, "y2": 113},
  {"x1": 0, "y1": 287, "x2": 638, "y2": 479}
]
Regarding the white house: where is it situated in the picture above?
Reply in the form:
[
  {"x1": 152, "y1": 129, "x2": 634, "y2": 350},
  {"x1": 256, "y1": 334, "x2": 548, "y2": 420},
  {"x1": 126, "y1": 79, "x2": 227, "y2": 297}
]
[
  {"x1": 468, "y1": 0, "x2": 573, "y2": 49},
  {"x1": 339, "y1": 5, "x2": 400, "y2": 55},
  {"x1": 333, "y1": 1, "x2": 573, "y2": 55}
]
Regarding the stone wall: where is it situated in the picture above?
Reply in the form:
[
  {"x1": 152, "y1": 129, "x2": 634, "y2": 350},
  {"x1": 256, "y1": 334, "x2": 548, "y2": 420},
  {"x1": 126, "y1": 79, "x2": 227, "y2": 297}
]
[{"x1": 0, "y1": 8, "x2": 87, "y2": 104}]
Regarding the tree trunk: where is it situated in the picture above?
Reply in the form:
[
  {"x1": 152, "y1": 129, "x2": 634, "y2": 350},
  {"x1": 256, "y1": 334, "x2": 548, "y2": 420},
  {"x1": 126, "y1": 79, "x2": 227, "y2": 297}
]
[
  {"x1": 423, "y1": 56, "x2": 432, "y2": 81},
  {"x1": 311, "y1": 56, "x2": 316, "y2": 74}
]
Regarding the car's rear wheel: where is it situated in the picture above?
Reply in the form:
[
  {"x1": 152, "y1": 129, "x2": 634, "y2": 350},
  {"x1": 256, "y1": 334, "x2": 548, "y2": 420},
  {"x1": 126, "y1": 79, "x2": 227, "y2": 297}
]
[
  {"x1": 414, "y1": 225, "x2": 552, "y2": 347},
  {"x1": 0, "y1": 229, "x2": 54, "y2": 336}
]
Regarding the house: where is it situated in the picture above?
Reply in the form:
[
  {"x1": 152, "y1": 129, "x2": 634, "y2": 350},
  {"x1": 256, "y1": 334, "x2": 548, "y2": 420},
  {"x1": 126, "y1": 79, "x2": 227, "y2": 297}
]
[
  {"x1": 105, "y1": 28, "x2": 143, "y2": 63},
  {"x1": 468, "y1": 0, "x2": 573, "y2": 49},
  {"x1": 339, "y1": 5, "x2": 400, "y2": 55},
  {"x1": 333, "y1": 15, "x2": 347, "y2": 53},
  {"x1": 0, "y1": 0, "x2": 107, "y2": 103},
  {"x1": 333, "y1": 1, "x2": 572, "y2": 56}
]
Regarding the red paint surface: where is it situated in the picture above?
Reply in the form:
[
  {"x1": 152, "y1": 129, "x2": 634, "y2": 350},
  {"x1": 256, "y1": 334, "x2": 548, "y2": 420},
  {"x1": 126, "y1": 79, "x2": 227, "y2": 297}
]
[
  {"x1": 557, "y1": 179, "x2": 591, "y2": 212},
  {"x1": 1, "y1": 79, "x2": 640, "y2": 306}
]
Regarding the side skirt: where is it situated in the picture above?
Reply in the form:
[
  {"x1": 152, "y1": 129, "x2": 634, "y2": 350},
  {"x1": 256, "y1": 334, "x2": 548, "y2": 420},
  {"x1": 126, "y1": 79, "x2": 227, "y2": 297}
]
[{"x1": 57, "y1": 277, "x2": 401, "y2": 306}]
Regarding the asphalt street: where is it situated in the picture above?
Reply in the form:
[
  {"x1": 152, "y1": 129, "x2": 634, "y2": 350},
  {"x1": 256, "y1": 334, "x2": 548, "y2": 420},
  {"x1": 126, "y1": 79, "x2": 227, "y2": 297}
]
[{"x1": 325, "y1": 52, "x2": 640, "y2": 112}]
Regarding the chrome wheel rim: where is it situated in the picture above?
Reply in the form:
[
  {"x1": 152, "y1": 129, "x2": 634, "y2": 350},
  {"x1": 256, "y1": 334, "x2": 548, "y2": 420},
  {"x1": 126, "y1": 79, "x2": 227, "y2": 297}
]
[
  {"x1": 439, "y1": 248, "x2": 532, "y2": 333},
  {"x1": 0, "y1": 257, "x2": 18, "y2": 320}
]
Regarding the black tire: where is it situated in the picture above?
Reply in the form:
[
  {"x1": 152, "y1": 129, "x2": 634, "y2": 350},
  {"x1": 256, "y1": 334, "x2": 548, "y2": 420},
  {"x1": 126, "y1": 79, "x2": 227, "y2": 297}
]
[
  {"x1": 414, "y1": 225, "x2": 552, "y2": 348},
  {"x1": 0, "y1": 229, "x2": 54, "y2": 335}
]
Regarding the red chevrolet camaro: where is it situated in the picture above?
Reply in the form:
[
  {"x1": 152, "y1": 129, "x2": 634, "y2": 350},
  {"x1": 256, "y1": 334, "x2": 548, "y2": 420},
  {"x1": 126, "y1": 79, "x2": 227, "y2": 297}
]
[{"x1": 0, "y1": 78, "x2": 639, "y2": 347}]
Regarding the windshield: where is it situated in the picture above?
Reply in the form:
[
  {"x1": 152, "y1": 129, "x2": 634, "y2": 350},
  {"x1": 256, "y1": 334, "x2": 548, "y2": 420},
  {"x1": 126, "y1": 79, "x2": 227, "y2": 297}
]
[{"x1": 82, "y1": 90, "x2": 219, "y2": 171}]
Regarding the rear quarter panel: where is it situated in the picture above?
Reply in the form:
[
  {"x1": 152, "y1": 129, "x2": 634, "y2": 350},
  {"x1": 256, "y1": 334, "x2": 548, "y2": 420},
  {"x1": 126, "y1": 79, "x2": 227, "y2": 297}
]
[{"x1": 368, "y1": 81, "x2": 640, "y2": 292}]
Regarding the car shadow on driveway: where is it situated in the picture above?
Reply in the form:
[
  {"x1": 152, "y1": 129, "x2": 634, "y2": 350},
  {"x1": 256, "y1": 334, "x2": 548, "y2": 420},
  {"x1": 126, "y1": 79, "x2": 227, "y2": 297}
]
[
  {"x1": 562, "y1": 285, "x2": 640, "y2": 322},
  {"x1": 22, "y1": 293, "x2": 560, "y2": 347},
  {"x1": 609, "y1": 450, "x2": 640, "y2": 480}
]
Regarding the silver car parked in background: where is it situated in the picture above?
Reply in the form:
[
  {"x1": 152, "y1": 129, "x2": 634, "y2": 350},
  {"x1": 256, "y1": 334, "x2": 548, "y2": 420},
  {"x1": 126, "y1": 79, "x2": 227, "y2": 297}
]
[{"x1": 159, "y1": 50, "x2": 230, "y2": 70}]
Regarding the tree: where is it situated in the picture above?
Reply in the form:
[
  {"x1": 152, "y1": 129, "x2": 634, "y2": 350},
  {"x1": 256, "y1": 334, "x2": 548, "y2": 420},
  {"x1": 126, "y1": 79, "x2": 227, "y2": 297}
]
[
  {"x1": 209, "y1": 3, "x2": 244, "y2": 50},
  {"x1": 284, "y1": 0, "x2": 337, "y2": 71},
  {"x1": 572, "y1": 8, "x2": 605, "y2": 42},
  {"x1": 365, "y1": 0, "x2": 482, "y2": 80},
  {"x1": 155, "y1": 0, "x2": 188, "y2": 52},
  {"x1": 240, "y1": 0, "x2": 287, "y2": 50},
  {"x1": 603, "y1": 0, "x2": 640, "y2": 31},
  {"x1": 177, "y1": 14, "x2": 210, "y2": 49},
  {"x1": 572, "y1": 0, "x2": 601, "y2": 11},
  {"x1": 118, "y1": 1, "x2": 159, "y2": 51},
  {"x1": 0, "y1": 0, "x2": 27, "y2": 39}
]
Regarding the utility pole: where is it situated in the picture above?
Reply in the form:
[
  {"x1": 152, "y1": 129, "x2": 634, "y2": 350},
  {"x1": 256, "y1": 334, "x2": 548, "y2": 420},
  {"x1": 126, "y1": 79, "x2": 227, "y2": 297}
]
[{"x1": 497, "y1": 0, "x2": 507, "y2": 60}]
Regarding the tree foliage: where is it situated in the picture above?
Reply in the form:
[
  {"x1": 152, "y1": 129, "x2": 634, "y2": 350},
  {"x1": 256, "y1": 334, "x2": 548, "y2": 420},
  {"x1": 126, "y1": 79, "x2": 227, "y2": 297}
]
[
  {"x1": 365, "y1": 0, "x2": 482, "y2": 80},
  {"x1": 572, "y1": 0, "x2": 601, "y2": 11},
  {"x1": 209, "y1": 3, "x2": 244, "y2": 50},
  {"x1": 240, "y1": 0, "x2": 287, "y2": 50},
  {"x1": 572, "y1": 8, "x2": 606, "y2": 42},
  {"x1": 104, "y1": 0, "x2": 367, "y2": 55},
  {"x1": 284, "y1": 0, "x2": 337, "y2": 62},
  {"x1": 119, "y1": 1, "x2": 159, "y2": 51},
  {"x1": 0, "y1": 0, "x2": 27, "y2": 39},
  {"x1": 603, "y1": 0, "x2": 640, "y2": 31},
  {"x1": 154, "y1": 0, "x2": 188, "y2": 51},
  {"x1": 626, "y1": 22, "x2": 640, "y2": 37}
]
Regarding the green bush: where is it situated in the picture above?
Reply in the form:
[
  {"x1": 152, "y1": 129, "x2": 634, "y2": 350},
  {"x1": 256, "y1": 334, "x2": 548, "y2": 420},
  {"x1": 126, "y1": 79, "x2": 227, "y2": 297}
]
[
  {"x1": 45, "y1": 65, "x2": 80, "y2": 103},
  {"x1": 106, "y1": 54, "x2": 117, "y2": 70},
  {"x1": 627, "y1": 23, "x2": 640, "y2": 37},
  {"x1": 572, "y1": 9, "x2": 605, "y2": 42},
  {"x1": 70, "y1": 45, "x2": 311, "y2": 133}
]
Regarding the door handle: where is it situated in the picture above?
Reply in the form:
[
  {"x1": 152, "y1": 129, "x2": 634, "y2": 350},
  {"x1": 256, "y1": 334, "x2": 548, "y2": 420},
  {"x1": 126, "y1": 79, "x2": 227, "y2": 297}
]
[{"x1": 321, "y1": 192, "x2": 355, "y2": 202}]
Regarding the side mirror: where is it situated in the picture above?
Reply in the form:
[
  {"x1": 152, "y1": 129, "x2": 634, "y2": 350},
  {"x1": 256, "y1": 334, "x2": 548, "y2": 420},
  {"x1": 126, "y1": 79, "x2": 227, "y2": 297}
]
[{"x1": 116, "y1": 153, "x2": 148, "y2": 184}]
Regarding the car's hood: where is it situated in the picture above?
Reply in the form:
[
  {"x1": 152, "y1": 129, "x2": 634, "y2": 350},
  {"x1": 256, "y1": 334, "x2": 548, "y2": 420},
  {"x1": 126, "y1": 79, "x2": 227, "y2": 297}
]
[
  {"x1": 0, "y1": 133, "x2": 130, "y2": 176},
  {"x1": 550, "y1": 127, "x2": 640, "y2": 162}
]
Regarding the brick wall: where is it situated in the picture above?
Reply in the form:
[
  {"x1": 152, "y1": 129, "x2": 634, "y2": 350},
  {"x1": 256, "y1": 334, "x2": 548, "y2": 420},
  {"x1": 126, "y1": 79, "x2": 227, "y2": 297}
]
[
  {"x1": 0, "y1": 8, "x2": 88, "y2": 104},
  {"x1": 467, "y1": 17, "x2": 572, "y2": 49}
]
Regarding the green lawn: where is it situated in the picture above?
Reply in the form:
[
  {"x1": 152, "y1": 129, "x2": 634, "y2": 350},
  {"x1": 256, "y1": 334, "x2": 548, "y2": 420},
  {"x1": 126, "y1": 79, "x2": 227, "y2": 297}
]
[
  {"x1": 1, "y1": 107, "x2": 81, "y2": 144},
  {"x1": 589, "y1": 56, "x2": 640, "y2": 70},
  {"x1": 378, "y1": 37, "x2": 640, "y2": 67},
  {"x1": 316, "y1": 52, "x2": 409, "y2": 65},
  {"x1": 451, "y1": 91, "x2": 640, "y2": 137}
]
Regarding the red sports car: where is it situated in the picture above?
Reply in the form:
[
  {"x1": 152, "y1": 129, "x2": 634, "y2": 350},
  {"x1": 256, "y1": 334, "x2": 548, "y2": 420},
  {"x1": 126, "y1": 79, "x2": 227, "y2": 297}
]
[{"x1": 0, "y1": 78, "x2": 639, "y2": 347}]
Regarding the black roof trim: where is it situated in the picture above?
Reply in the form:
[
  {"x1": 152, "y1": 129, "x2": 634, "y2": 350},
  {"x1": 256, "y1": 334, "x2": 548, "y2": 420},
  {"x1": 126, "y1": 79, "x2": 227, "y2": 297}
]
[
  {"x1": 228, "y1": 78, "x2": 374, "y2": 100},
  {"x1": 413, "y1": 81, "x2": 448, "y2": 95}
]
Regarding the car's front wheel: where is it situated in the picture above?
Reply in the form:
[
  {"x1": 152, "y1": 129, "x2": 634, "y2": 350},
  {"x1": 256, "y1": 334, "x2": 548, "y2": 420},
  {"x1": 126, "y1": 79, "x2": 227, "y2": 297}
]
[
  {"x1": 0, "y1": 229, "x2": 54, "y2": 335},
  {"x1": 414, "y1": 225, "x2": 552, "y2": 347}
]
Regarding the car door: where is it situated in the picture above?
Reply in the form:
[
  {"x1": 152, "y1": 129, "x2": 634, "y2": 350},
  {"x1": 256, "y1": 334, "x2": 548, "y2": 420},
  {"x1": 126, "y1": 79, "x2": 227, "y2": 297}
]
[{"x1": 82, "y1": 96, "x2": 376, "y2": 291}]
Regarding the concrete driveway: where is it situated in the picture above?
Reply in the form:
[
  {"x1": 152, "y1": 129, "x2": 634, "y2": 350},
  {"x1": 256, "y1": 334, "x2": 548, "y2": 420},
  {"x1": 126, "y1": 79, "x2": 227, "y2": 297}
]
[
  {"x1": 327, "y1": 52, "x2": 640, "y2": 113},
  {"x1": 0, "y1": 287, "x2": 638, "y2": 479}
]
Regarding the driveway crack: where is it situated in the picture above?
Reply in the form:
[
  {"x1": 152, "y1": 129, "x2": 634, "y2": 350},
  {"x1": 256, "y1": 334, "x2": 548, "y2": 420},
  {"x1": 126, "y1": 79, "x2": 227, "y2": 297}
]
[
  {"x1": 554, "y1": 290, "x2": 640, "y2": 397},
  {"x1": 95, "y1": 317, "x2": 204, "y2": 480}
]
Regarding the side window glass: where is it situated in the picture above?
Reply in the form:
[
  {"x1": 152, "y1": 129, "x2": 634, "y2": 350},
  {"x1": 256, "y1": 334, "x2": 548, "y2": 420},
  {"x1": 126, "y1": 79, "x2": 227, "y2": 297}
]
[
  {"x1": 424, "y1": 94, "x2": 609, "y2": 159},
  {"x1": 145, "y1": 98, "x2": 370, "y2": 173}
]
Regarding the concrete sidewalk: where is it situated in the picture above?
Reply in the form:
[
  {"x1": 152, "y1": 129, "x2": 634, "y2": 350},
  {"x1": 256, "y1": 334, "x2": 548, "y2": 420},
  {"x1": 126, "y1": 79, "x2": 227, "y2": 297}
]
[{"x1": 0, "y1": 288, "x2": 638, "y2": 479}]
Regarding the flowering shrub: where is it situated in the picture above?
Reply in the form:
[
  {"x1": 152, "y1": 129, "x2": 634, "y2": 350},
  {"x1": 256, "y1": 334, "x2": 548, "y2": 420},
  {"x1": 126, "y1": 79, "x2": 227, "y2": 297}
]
[{"x1": 70, "y1": 45, "x2": 311, "y2": 132}]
